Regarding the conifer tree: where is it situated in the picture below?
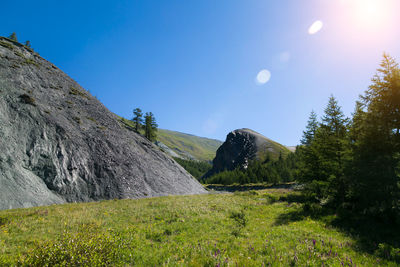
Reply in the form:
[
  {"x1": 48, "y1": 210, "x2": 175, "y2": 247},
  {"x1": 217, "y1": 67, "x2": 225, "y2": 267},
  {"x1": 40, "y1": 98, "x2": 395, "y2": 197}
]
[
  {"x1": 8, "y1": 32, "x2": 17, "y2": 42},
  {"x1": 313, "y1": 96, "x2": 349, "y2": 203},
  {"x1": 25, "y1": 40, "x2": 31, "y2": 48},
  {"x1": 297, "y1": 111, "x2": 321, "y2": 185},
  {"x1": 352, "y1": 54, "x2": 400, "y2": 215},
  {"x1": 300, "y1": 110, "x2": 318, "y2": 146},
  {"x1": 145, "y1": 112, "x2": 158, "y2": 141},
  {"x1": 132, "y1": 108, "x2": 144, "y2": 133}
]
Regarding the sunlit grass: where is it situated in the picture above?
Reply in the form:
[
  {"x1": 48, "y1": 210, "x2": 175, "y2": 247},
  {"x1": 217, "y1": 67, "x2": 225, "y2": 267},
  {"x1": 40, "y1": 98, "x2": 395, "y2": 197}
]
[{"x1": 0, "y1": 189, "x2": 397, "y2": 266}]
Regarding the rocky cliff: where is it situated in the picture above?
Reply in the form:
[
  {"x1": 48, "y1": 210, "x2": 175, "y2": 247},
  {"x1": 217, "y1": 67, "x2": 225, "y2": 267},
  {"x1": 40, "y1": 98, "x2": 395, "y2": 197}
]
[
  {"x1": 204, "y1": 128, "x2": 290, "y2": 177},
  {"x1": 0, "y1": 37, "x2": 206, "y2": 210}
]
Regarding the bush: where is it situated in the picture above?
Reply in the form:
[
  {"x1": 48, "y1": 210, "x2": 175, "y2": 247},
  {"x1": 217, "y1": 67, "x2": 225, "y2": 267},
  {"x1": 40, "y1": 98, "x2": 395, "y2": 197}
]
[
  {"x1": 69, "y1": 87, "x2": 89, "y2": 99},
  {"x1": 19, "y1": 230, "x2": 132, "y2": 266},
  {"x1": 229, "y1": 209, "x2": 247, "y2": 237},
  {"x1": 375, "y1": 243, "x2": 400, "y2": 263},
  {"x1": 19, "y1": 94, "x2": 36, "y2": 106},
  {"x1": 263, "y1": 193, "x2": 279, "y2": 204},
  {"x1": 0, "y1": 40, "x2": 13, "y2": 50}
]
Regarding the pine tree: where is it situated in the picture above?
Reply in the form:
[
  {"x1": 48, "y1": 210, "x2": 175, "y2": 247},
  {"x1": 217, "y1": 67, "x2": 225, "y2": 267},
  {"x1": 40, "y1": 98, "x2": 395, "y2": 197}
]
[
  {"x1": 25, "y1": 40, "x2": 31, "y2": 48},
  {"x1": 300, "y1": 110, "x2": 318, "y2": 146},
  {"x1": 351, "y1": 54, "x2": 400, "y2": 216},
  {"x1": 297, "y1": 111, "x2": 321, "y2": 185},
  {"x1": 132, "y1": 108, "x2": 144, "y2": 133},
  {"x1": 298, "y1": 97, "x2": 350, "y2": 204},
  {"x1": 313, "y1": 96, "x2": 349, "y2": 204},
  {"x1": 8, "y1": 32, "x2": 17, "y2": 42},
  {"x1": 144, "y1": 112, "x2": 158, "y2": 141}
]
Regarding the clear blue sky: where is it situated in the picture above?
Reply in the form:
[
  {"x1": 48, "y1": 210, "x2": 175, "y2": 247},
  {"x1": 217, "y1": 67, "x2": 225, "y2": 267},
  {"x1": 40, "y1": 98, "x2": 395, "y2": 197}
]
[{"x1": 2, "y1": 0, "x2": 400, "y2": 145}]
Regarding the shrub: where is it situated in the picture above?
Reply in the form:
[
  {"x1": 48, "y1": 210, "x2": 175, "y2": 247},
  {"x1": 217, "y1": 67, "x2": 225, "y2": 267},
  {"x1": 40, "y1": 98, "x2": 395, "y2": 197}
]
[
  {"x1": 0, "y1": 40, "x2": 13, "y2": 50},
  {"x1": 19, "y1": 230, "x2": 131, "y2": 266},
  {"x1": 19, "y1": 94, "x2": 36, "y2": 106},
  {"x1": 229, "y1": 209, "x2": 247, "y2": 237},
  {"x1": 375, "y1": 243, "x2": 400, "y2": 263},
  {"x1": 263, "y1": 193, "x2": 279, "y2": 204},
  {"x1": 24, "y1": 58, "x2": 39, "y2": 67},
  {"x1": 69, "y1": 87, "x2": 89, "y2": 99}
]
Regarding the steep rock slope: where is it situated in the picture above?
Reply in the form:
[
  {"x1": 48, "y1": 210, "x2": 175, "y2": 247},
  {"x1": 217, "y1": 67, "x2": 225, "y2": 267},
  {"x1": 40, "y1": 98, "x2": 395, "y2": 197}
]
[
  {"x1": 0, "y1": 37, "x2": 206, "y2": 210},
  {"x1": 205, "y1": 128, "x2": 290, "y2": 177}
]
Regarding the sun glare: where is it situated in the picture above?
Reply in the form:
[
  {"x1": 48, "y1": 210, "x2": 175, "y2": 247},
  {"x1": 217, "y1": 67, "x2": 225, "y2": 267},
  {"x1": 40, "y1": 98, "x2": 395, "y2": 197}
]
[{"x1": 341, "y1": 0, "x2": 397, "y2": 30}]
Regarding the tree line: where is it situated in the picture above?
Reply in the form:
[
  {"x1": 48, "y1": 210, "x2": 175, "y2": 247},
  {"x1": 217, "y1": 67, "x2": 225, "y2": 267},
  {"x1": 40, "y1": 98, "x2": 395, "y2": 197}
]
[
  {"x1": 173, "y1": 158, "x2": 212, "y2": 180},
  {"x1": 132, "y1": 108, "x2": 158, "y2": 142},
  {"x1": 204, "y1": 152, "x2": 298, "y2": 185},
  {"x1": 297, "y1": 54, "x2": 400, "y2": 220},
  {"x1": 6, "y1": 32, "x2": 31, "y2": 48}
]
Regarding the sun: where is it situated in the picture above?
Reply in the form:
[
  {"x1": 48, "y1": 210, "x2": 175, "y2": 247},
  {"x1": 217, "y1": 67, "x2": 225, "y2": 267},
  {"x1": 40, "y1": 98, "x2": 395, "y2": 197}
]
[
  {"x1": 355, "y1": 0, "x2": 384, "y2": 23},
  {"x1": 344, "y1": 0, "x2": 395, "y2": 30}
]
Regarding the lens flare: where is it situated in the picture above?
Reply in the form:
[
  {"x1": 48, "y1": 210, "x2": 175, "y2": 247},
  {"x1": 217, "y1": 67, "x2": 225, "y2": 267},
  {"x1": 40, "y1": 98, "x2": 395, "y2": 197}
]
[
  {"x1": 256, "y1": 69, "x2": 271, "y2": 85},
  {"x1": 308, "y1": 20, "x2": 323, "y2": 35}
]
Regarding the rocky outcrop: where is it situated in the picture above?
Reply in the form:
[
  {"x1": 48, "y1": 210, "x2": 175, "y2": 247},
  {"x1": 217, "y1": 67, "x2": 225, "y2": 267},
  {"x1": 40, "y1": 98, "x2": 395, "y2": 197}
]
[
  {"x1": 204, "y1": 128, "x2": 289, "y2": 177},
  {"x1": 0, "y1": 37, "x2": 206, "y2": 210}
]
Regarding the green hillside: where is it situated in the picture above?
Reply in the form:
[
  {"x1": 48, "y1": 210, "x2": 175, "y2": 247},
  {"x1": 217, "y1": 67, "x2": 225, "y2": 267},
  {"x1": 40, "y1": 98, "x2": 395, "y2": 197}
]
[
  {"x1": 1, "y1": 189, "x2": 397, "y2": 266},
  {"x1": 117, "y1": 117, "x2": 222, "y2": 161},
  {"x1": 157, "y1": 129, "x2": 222, "y2": 161}
]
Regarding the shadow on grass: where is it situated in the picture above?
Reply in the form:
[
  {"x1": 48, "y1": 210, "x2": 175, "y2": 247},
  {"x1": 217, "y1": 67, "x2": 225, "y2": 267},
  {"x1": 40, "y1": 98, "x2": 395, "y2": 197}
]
[
  {"x1": 274, "y1": 198, "x2": 400, "y2": 263},
  {"x1": 206, "y1": 183, "x2": 296, "y2": 192},
  {"x1": 0, "y1": 216, "x2": 8, "y2": 226}
]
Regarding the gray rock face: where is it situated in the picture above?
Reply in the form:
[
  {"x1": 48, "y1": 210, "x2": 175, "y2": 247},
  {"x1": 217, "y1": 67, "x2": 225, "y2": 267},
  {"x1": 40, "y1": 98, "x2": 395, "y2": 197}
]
[
  {"x1": 0, "y1": 37, "x2": 206, "y2": 210},
  {"x1": 154, "y1": 141, "x2": 181, "y2": 158},
  {"x1": 204, "y1": 128, "x2": 289, "y2": 177}
]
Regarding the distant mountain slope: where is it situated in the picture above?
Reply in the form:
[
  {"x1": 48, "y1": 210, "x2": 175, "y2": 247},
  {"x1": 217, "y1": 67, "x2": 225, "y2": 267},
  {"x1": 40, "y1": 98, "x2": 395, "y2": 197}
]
[
  {"x1": 117, "y1": 118, "x2": 222, "y2": 161},
  {"x1": 157, "y1": 129, "x2": 223, "y2": 161}
]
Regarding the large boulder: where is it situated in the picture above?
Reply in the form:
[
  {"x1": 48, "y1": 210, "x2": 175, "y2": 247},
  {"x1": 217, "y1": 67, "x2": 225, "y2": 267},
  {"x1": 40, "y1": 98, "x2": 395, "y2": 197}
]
[
  {"x1": 0, "y1": 37, "x2": 206, "y2": 210},
  {"x1": 204, "y1": 128, "x2": 289, "y2": 177}
]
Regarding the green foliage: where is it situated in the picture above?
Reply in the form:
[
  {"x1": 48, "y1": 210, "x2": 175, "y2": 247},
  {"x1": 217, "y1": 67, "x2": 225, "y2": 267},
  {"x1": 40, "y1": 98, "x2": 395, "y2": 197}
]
[
  {"x1": 14, "y1": 51, "x2": 24, "y2": 58},
  {"x1": 144, "y1": 112, "x2": 157, "y2": 141},
  {"x1": 86, "y1": 116, "x2": 97, "y2": 123},
  {"x1": 300, "y1": 110, "x2": 318, "y2": 146},
  {"x1": 173, "y1": 157, "x2": 212, "y2": 180},
  {"x1": 297, "y1": 96, "x2": 350, "y2": 206},
  {"x1": 25, "y1": 40, "x2": 31, "y2": 48},
  {"x1": 349, "y1": 54, "x2": 400, "y2": 216},
  {"x1": 375, "y1": 243, "x2": 400, "y2": 262},
  {"x1": 69, "y1": 87, "x2": 89, "y2": 99},
  {"x1": 23, "y1": 58, "x2": 39, "y2": 67},
  {"x1": 132, "y1": 107, "x2": 143, "y2": 133},
  {"x1": 297, "y1": 54, "x2": 400, "y2": 219},
  {"x1": 229, "y1": 209, "x2": 247, "y2": 237},
  {"x1": 0, "y1": 40, "x2": 14, "y2": 50},
  {"x1": 8, "y1": 32, "x2": 17, "y2": 42},
  {"x1": 205, "y1": 152, "x2": 298, "y2": 185},
  {"x1": 263, "y1": 192, "x2": 280, "y2": 204},
  {"x1": 20, "y1": 229, "x2": 131, "y2": 266}
]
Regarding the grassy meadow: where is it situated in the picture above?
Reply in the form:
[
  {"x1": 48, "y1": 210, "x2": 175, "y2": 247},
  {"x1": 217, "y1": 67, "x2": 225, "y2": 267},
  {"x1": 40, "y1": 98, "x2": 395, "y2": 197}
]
[{"x1": 0, "y1": 189, "x2": 398, "y2": 266}]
